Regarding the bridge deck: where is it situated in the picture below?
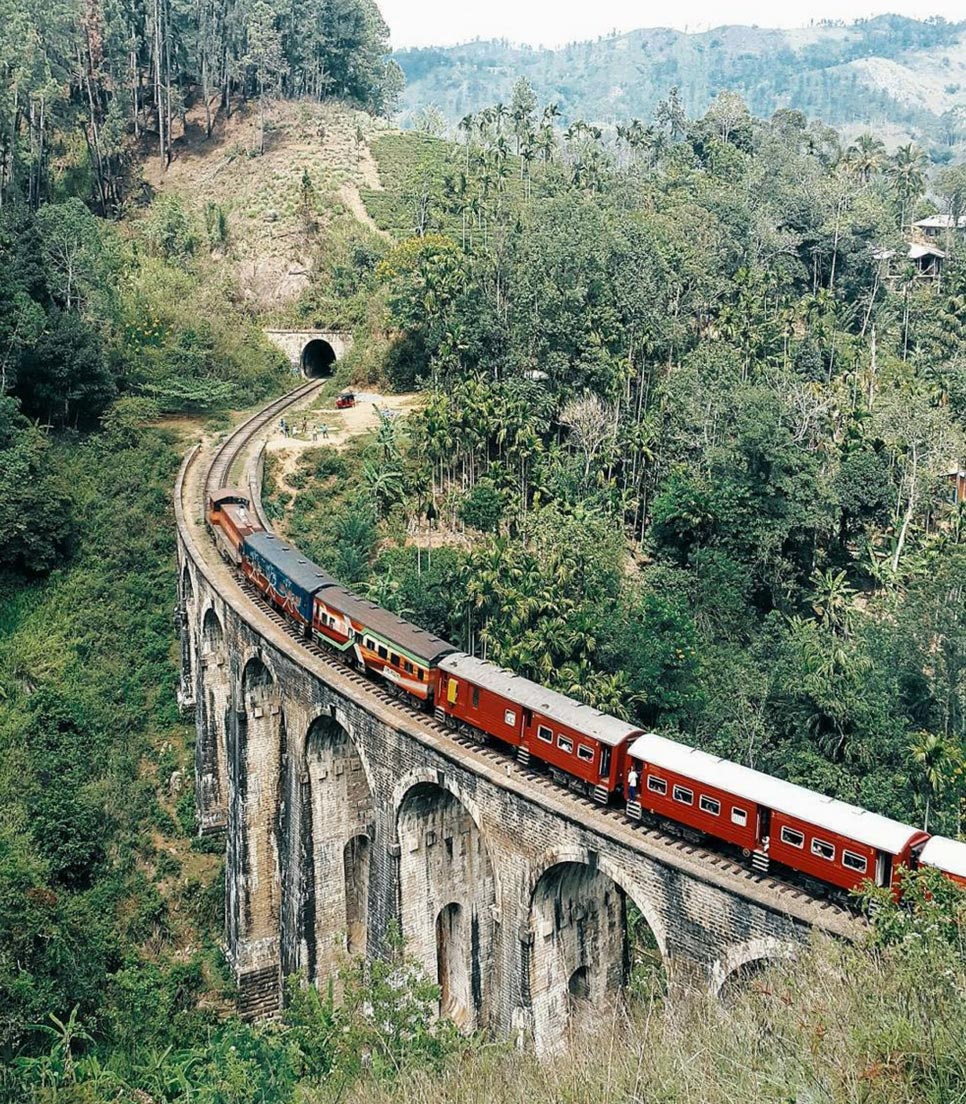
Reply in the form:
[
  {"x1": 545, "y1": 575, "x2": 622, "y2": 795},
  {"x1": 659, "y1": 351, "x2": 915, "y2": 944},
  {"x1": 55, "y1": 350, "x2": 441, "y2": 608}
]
[{"x1": 176, "y1": 400, "x2": 860, "y2": 944}]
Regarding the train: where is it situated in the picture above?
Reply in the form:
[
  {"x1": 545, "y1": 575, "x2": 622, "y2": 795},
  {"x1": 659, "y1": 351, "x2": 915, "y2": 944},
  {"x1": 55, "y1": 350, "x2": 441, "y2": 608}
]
[{"x1": 207, "y1": 487, "x2": 966, "y2": 903}]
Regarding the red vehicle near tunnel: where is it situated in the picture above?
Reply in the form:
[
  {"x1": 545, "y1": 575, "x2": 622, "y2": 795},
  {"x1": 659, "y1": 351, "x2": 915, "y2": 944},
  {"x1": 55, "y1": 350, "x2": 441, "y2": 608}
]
[
  {"x1": 626, "y1": 734, "x2": 930, "y2": 895},
  {"x1": 435, "y1": 653, "x2": 640, "y2": 802}
]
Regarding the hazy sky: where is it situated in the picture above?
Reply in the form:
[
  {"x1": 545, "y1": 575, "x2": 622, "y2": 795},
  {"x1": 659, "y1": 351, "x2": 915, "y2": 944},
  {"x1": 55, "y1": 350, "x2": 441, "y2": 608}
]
[{"x1": 379, "y1": 0, "x2": 962, "y2": 49}]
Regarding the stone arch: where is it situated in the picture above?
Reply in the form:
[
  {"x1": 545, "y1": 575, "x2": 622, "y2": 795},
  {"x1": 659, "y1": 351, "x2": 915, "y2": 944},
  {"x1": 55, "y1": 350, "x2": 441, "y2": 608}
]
[
  {"x1": 226, "y1": 654, "x2": 284, "y2": 1014},
  {"x1": 301, "y1": 338, "x2": 336, "y2": 378},
  {"x1": 344, "y1": 835, "x2": 371, "y2": 956},
  {"x1": 202, "y1": 605, "x2": 224, "y2": 651},
  {"x1": 300, "y1": 712, "x2": 374, "y2": 986},
  {"x1": 435, "y1": 901, "x2": 471, "y2": 1027},
  {"x1": 710, "y1": 936, "x2": 797, "y2": 1000},
  {"x1": 180, "y1": 561, "x2": 195, "y2": 605},
  {"x1": 178, "y1": 562, "x2": 198, "y2": 712},
  {"x1": 396, "y1": 780, "x2": 496, "y2": 1032},
  {"x1": 526, "y1": 851, "x2": 666, "y2": 1057},
  {"x1": 197, "y1": 607, "x2": 229, "y2": 833}
]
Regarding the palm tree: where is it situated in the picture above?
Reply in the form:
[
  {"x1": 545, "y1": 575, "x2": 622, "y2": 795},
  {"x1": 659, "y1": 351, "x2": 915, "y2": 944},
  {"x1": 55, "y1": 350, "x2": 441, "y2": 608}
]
[
  {"x1": 889, "y1": 144, "x2": 927, "y2": 230},
  {"x1": 910, "y1": 730, "x2": 954, "y2": 831},
  {"x1": 537, "y1": 124, "x2": 556, "y2": 164},
  {"x1": 810, "y1": 568, "x2": 857, "y2": 637},
  {"x1": 846, "y1": 133, "x2": 886, "y2": 186}
]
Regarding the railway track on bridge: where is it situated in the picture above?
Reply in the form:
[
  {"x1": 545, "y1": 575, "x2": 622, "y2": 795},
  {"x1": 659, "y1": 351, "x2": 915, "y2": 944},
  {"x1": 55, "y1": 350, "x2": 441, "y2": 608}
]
[{"x1": 177, "y1": 382, "x2": 859, "y2": 940}]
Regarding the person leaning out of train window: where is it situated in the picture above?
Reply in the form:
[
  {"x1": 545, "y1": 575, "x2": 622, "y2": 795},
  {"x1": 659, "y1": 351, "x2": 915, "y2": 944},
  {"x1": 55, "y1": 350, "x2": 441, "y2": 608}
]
[{"x1": 627, "y1": 766, "x2": 639, "y2": 803}]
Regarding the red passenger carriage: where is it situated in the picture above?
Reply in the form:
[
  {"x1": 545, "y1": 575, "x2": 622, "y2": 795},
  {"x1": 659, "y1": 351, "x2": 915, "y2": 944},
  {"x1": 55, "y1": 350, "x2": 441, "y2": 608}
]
[
  {"x1": 920, "y1": 836, "x2": 966, "y2": 888},
  {"x1": 436, "y1": 653, "x2": 641, "y2": 802},
  {"x1": 626, "y1": 735, "x2": 930, "y2": 894}
]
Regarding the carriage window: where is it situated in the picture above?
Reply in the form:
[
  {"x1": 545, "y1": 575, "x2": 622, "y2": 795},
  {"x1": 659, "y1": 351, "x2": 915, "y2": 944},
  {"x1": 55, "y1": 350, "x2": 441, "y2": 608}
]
[
  {"x1": 648, "y1": 775, "x2": 667, "y2": 795},
  {"x1": 417, "y1": 669, "x2": 425, "y2": 681},
  {"x1": 537, "y1": 725, "x2": 552, "y2": 743},
  {"x1": 404, "y1": 660, "x2": 413, "y2": 673},
  {"x1": 377, "y1": 645, "x2": 388, "y2": 660},
  {"x1": 673, "y1": 785, "x2": 693, "y2": 805},
  {"x1": 472, "y1": 687, "x2": 480, "y2": 709},
  {"x1": 365, "y1": 637, "x2": 375, "y2": 650},
  {"x1": 843, "y1": 850, "x2": 867, "y2": 873},
  {"x1": 504, "y1": 710, "x2": 516, "y2": 726},
  {"x1": 811, "y1": 838, "x2": 835, "y2": 862},
  {"x1": 557, "y1": 735, "x2": 573, "y2": 753},
  {"x1": 699, "y1": 795, "x2": 721, "y2": 816},
  {"x1": 780, "y1": 827, "x2": 805, "y2": 849},
  {"x1": 390, "y1": 653, "x2": 400, "y2": 666},
  {"x1": 731, "y1": 807, "x2": 747, "y2": 826},
  {"x1": 577, "y1": 744, "x2": 595, "y2": 762}
]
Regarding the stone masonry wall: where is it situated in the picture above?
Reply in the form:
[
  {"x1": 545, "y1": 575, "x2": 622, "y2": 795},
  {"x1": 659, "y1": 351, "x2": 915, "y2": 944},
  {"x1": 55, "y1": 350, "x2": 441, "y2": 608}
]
[{"x1": 178, "y1": 540, "x2": 851, "y2": 1054}]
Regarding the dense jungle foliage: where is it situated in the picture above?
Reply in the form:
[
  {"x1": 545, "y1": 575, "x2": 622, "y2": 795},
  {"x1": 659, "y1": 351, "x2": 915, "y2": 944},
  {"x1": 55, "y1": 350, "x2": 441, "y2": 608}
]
[
  {"x1": 1, "y1": 7, "x2": 966, "y2": 1092},
  {"x1": 396, "y1": 15, "x2": 966, "y2": 159},
  {"x1": 282, "y1": 91, "x2": 966, "y2": 844},
  {"x1": 0, "y1": 0, "x2": 402, "y2": 210}
]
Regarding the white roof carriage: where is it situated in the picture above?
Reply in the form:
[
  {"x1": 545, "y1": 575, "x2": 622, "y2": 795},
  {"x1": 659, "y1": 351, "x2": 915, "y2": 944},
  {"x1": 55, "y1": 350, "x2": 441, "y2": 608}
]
[
  {"x1": 920, "y1": 836, "x2": 966, "y2": 880},
  {"x1": 628, "y1": 733, "x2": 925, "y2": 855},
  {"x1": 438, "y1": 653, "x2": 642, "y2": 748}
]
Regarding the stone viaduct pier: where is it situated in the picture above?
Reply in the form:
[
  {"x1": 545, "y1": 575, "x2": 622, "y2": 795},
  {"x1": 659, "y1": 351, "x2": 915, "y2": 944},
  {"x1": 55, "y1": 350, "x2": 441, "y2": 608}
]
[{"x1": 175, "y1": 385, "x2": 857, "y2": 1054}]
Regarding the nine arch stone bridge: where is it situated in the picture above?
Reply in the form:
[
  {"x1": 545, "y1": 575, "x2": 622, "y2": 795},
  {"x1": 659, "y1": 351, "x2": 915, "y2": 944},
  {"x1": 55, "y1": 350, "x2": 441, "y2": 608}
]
[{"x1": 175, "y1": 389, "x2": 857, "y2": 1054}]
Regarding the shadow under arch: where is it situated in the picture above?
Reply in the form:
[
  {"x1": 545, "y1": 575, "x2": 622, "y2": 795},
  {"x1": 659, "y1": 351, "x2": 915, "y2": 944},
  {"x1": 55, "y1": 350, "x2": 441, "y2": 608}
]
[
  {"x1": 197, "y1": 606, "x2": 230, "y2": 831},
  {"x1": 710, "y1": 936, "x2": 797, "y2": 1000},
  {"x1": 201, "y1": 605, "x2": 224, "y2": 651},
  {"x1": 181, "y1": 561, "x2": 195, "y2": 604},
  {"x1": 301, "y1": 338, "x2": 336, "y2": 378},
  {"x1": 395, "y1": 778, "x2": 497, "y2": 1033},
  {"x1": 300, "y1": 711, "x2": 375, "y2": 986},
  {"x1": 526, "y1": 850, "x2": 667, "y2": 1057}
]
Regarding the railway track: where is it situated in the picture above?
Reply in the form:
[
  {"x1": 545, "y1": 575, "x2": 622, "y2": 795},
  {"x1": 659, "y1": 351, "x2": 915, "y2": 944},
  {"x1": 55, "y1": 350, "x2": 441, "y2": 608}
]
[
  {"x1": 182, "y1": 381, "x2": 855, "y2": 928},
  {"x1": 203, "y1": 379, "x2": 323, "y2": 505}
]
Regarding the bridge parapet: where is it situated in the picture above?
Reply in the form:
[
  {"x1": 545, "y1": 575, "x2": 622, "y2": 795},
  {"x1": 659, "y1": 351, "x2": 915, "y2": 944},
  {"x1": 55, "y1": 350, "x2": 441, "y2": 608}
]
[{"x1": 175, "y1": 403, "x2": 859, "y2": 1054}]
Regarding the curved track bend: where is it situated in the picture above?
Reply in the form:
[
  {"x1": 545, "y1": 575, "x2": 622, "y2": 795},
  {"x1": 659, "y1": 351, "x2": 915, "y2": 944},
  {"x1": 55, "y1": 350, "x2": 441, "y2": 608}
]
[{"x1": 175, "y1": 382, "x2": 860, "y2": 942}]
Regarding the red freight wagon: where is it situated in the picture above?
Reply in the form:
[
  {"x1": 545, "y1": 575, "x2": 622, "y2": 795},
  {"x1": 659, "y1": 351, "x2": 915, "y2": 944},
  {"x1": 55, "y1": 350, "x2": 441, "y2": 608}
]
[
  {"x1": 436, "y1": 653, "x2": 641, "y2": 802},
  {"x1": 208, "y1": 488, "x2": 261, "y2": 564},
  {"x1": 314, "y1": 587, "x2": 455, "y2": 702},
  {"x1": 627, "y1": 734, "x2": 929, "y2": 894},
  {"x1": 919, "y1": 836, "x2": 966, "y2": 889}
]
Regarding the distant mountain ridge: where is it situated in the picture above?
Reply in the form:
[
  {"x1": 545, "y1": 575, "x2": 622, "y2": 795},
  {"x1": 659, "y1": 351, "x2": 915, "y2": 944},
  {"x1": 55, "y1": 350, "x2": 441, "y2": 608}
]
[{"x1": 394, "y1": 15, "x2": 966, "y2": 156}]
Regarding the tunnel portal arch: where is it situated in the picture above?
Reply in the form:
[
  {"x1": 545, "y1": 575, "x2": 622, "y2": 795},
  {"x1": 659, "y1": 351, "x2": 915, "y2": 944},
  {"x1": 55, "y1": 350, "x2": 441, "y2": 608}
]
[{"x1": 301, "y1": 339, "x2": 337, "y2": 378}]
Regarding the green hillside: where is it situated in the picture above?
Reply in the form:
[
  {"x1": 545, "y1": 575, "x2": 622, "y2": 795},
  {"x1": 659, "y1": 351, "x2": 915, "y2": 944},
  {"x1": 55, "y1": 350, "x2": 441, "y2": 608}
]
[{"x1": 395, "y1": 15, "x2": 966, "y2": 158}]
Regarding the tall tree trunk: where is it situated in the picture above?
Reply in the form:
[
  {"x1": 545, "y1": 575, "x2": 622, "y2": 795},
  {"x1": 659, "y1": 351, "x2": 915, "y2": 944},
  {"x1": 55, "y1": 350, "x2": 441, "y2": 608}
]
[
  {"x1": 892, "y1": 444, "x2": 919, "y2": 573},
  {"x1": 153, "y1": 0, "x2": 166, "y2": 165}
]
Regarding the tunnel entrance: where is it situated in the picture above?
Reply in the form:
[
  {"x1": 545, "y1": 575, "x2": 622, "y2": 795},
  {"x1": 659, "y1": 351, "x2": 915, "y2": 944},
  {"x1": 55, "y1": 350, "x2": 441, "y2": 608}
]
[{"x1": 301, "y1": 339, "x2": 336, "y2": 378}]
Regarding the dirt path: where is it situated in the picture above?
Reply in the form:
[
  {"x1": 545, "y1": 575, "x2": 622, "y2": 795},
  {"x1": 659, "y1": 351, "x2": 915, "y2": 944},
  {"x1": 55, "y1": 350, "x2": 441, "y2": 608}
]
[
  {"x1": 265, "y1": 389, "x2": 419, "y2": 487},
  {"x1": 339, "y1": 181, "x2": 391, "y2": 240}
]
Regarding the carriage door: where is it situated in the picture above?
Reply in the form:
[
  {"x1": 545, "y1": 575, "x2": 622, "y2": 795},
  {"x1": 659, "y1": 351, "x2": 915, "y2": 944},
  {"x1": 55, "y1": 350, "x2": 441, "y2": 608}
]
[
  {"x1": 875, "y1": 851, "x2": 893, "y2": 888},
  {"x1": 599, "y1": 746, "x2": 611, "y2": 779},
  {"x1": 757, "y1": 807, "x2": 771, "y2": 844}
]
